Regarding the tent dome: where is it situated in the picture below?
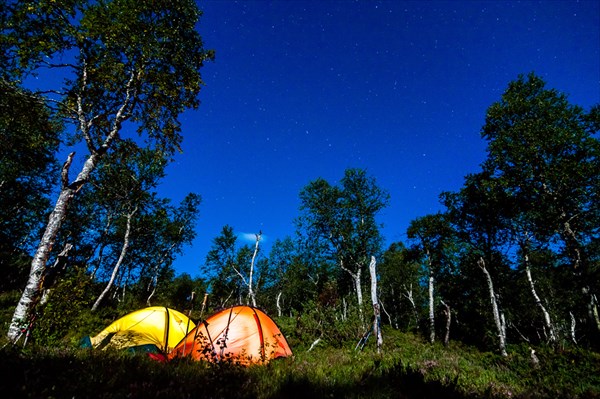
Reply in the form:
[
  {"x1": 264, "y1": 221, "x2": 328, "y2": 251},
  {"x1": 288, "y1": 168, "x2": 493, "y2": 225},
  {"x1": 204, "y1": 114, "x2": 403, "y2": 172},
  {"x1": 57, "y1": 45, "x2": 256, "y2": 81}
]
[
  {"x1": 89, "y1": 306, "x2": 195, "y2": 353},
  {"x1": 169, "y1": 306, "x2": 292, "y2": 365}
]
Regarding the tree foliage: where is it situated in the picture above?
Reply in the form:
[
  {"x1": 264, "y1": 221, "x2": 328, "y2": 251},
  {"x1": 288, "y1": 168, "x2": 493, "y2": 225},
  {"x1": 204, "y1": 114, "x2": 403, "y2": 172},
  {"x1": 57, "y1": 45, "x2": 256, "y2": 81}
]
[
  {"x1": 2, "y1": 0, "x2": 212, "y2": 342},
  {"x1": 296, "y1": 169, "x2": 389, "y2": 309},
  {"x1": 0, "y1": 84, "x2": 61, "y2": 290}
]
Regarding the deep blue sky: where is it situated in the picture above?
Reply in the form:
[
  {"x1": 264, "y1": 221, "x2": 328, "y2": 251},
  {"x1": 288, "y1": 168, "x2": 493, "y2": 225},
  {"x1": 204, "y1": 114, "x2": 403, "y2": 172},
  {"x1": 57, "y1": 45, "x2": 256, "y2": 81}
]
[{"x1": 163, "y1": 0, "x2": 599, "y2": 277}]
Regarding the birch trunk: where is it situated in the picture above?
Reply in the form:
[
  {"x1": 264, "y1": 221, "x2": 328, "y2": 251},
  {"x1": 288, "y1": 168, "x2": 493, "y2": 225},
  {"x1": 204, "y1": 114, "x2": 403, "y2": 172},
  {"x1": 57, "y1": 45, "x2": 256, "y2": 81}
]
[
  {"x1": 354, "y1": 267, "x2": 363, "y2": 309},
  {"x1": 145, "y1": 240, "x2": 180, "y2": 306},
  {"x1": 521, "y1": 235, "x2": 557, "y2": 343},
  {"x1": 424, "y1": 249, "x2": 435, "y2": 344},
  {"x1": 7, "y1": 152, "x2": 100, "y2": 342},
  {"x1": 478, "y1": 257, "x2": 508, "y2": 357},
  {"x1": 91, "y1": 207, "x2": 136, "y2": 311},
  {"x1": 569, "y1": 311, "x2": 577, "y2": 345},
  {"x1": 441, "y1": 300, "x2": 451, "y2": 346},
  {"x1": 7, "y1": 67, "x2": 136, "y2": 342},
  {"x1": 276, "y1": 292, "x2": 283, "y2": 317},
  {"x1": 146, "y1": 276, "x2": 158, "y2": 307},
  {"x1": 428, "y1": 271, "x2": 435, "y2": 344},
  {"x1": 403, "y1": 284, "x2": 419, "y2": 330},
  {"x1": 247, "y1": 232, "x2": 261, "y2": 307},
  {"x1": 340, "y1": 259, "x2": 363, "y2": 308},
  {"x1": 563, "y1": 216, "x2": 600, "y2": 333},
  {"x1": 369, "y1": 256, "x2": 383, "y2": 352},
  {"x1": 589, "y1": 292, "x2": 600, "y2": 332},
  {"x1": 524, "y1": 255, "x2": 557, "y2": 343}
]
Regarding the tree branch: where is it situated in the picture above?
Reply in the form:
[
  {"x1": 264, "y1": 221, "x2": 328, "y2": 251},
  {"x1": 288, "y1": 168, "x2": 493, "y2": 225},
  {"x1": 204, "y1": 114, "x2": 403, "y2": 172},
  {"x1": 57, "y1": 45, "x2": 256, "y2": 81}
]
[{"x1": 61, "y1": 152, "x2": 75, "y2": 189}]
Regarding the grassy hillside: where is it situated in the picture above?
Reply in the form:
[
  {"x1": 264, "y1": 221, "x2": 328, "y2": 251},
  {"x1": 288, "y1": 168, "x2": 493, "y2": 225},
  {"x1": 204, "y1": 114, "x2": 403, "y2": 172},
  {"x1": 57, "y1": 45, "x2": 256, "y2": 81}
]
[{"x1": 0, "y1": 328, "x2": 598, "y2": 399}]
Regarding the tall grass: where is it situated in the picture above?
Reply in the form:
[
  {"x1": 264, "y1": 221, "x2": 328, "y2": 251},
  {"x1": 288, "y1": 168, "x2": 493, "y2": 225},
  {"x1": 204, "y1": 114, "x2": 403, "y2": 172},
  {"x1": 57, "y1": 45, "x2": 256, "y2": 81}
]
[{"x1": 1, "y1": 328, "x2": 598, "y2": 398}]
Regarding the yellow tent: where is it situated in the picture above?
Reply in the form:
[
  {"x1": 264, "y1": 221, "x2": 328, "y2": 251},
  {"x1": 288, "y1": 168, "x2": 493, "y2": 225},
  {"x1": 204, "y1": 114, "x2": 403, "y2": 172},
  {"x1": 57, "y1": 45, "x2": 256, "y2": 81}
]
[{"x1": 88, "y1": 306, "x2": 195, "y2": 353}]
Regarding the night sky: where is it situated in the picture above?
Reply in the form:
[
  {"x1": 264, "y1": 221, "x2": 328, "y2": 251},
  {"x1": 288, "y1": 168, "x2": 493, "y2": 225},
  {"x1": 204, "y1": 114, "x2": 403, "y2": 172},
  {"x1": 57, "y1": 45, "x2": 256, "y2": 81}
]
[{"x1": 163, "y1": 0, "x2": 599, "y2": 276}]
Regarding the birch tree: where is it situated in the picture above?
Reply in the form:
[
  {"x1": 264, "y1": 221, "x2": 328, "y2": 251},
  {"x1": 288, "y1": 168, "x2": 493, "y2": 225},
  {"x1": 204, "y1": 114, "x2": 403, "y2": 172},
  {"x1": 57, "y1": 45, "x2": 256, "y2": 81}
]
[
  {"x1": 407, "y1": 213, "x2": 456, "y2": 344},
  {"x1": 481, "y1": 73, "x2": 600, "y2": 336},
  {"x1": 0, "y1": 84, "x2": 60, "y2": 291},
  {"x1": 379, "y1": 242, "x2": 422, "y2": 330},
  {"x1": 519, "y1": 234, "x2": 558, "y2": 344},
  {"x1": 478, "y1": 257, "x2": 508, "y2": 357},
  {"x1": 91, "y1": 205, "x2": 137, "y2": 311},
  {"x1": 369, "y1": 256, "x2": 383, "y2": 352},
  {"x1": 203, "y1": 227, "x2": 263, "y2": 307},
  {"x1": 3, "y1": 0, "x2": 212, "y2": 343},
  {"x1": 297, "y1": 169, "x2": 389, "y2": 314},
  {"x1": 442, "y1": 171, "x2": 513, "y2": 354}
]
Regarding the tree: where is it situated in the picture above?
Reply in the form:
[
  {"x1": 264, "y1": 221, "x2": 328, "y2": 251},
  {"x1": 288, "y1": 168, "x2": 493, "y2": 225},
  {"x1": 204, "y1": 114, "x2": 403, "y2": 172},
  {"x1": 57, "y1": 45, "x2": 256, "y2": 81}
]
[
  {"x1": 0, "y1": 84, "x2": 60, "y2": 291},
  {"x1": 3, "y1": 0, "x2": 213, "y2": 343},
  {"x1": 368, "y1": 256, "x2": 383, "y2": 352},
  {"x1": 407, "y1": 213, "x2": 457, "y2": 344},
  {"x1": 261, "y1": 237, "x2": 316, "y2": 316},
  {"x1": 379, "y1": 242, "x2": 423, "y2": 330},
  {"x1": 297, "y1": 168, "x2": 389, "y2": 316},
  {"x1": 442, "y1": 172, "x2": 513, "y2": 356},
  {"x1": 158, "y1": 273, "x2": 207, "y2": 312},
  {"x1": 203, "y1": 226, "x2": 238, "y2": 307},
  {"x1": 481, "y1": 73, "x2": 600, "y2": 342},
  {"x1": 141, "y1": 193, "x2": 202, "y2": 306},
  {"x1": 202, "y1": 226, "x2": 264, "y2": 308}
]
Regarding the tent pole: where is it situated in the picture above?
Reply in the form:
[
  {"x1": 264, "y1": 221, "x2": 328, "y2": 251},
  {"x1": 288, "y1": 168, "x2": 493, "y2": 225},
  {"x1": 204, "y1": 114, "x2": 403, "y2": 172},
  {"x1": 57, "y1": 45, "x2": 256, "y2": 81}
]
[
  {"x1": 182, "y1": 292, "x2": 196, "y2": 355},
  {"x1": 163, "y1": 307, "x2": 171, "y2": 353},
  {"x1": 199, "y1": 293, "x2": 208, "y2": 320},
  {"x1": 220, "y1": 307, "x2": 235, "y2": 360}
]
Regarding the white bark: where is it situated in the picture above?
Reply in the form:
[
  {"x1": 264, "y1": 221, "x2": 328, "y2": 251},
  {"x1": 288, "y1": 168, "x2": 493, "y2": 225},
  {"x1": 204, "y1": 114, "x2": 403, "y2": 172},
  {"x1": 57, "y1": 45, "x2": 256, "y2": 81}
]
[
  {"x1": 247, "y1": 232, "x2": 261, "y2": 307},
  {"x1": 441, "y1": 300, "x2": 451, "y2": 346},
  {"x1": 276, "y1": 291, "x2": 282, "y2": 317},
  {"x1": 521, "y1": 234, "x2": 557, "y2": 343},
  {"x1": 478, "y1": 257, "x2": 508, "y2": 357},
  {"x1": 308, "y1": 338, "x2": 321, "y2": 352},
  {"x1": 403, "y1": 284, "x2": 419, "y2": 330},
  {"x1": 146, "y1": 277, "x2": 157, "y2": 307},
  {"x1": 569, "y1": 311, "x2": 577, "y2": 345},
  {"x1": 524, "y1": 255, "x2": 557, "y2": 343},
  {"x1": 91, "y1": 207, "x2": 136, "y2": 311},
  {"x1": 7, "y1": 153, "x2": 94, "y2": 342},
  {"x1": 369, "y1": 256, "x2": 383, "y2": 352},
  {"x1": 380, "y1": 298, "x2": 394, "y2": 327},
  {"x1": 7, "y1": 68, "x2": 138, "y2": 343},
  {"x1": 340, "y1": 259, "x2": 363, "y2": 309},
  {"x1": 428, "y1": 272, "x2": 435, "y2": 344},
  {"x1": 563, "y1": 216, "x2": 600, "y2": 333},
  {"x1": 355, "y1": 267, "x2": 363, "y2": 309},
  {"x1": 591, "y1": 293, "x2": 600, "y2": 332}
]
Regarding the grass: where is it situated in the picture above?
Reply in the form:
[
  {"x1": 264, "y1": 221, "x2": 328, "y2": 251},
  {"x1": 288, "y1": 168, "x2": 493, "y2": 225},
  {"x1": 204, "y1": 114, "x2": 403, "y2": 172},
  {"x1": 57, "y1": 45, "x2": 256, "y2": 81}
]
[{"x1": 0, "y1": 328, "x2": 598, "y2": 398}]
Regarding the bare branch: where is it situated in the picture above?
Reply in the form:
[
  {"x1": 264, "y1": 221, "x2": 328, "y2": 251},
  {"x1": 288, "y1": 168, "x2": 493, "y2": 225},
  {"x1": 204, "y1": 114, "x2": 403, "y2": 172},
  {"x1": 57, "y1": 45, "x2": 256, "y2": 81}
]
[
  {"x1": 61, "y1": 152, "x2": 75, "y2": 189},
  {"x1": 100, "y1": 68, "x2": 138, "y2": 154},
  {"x1": 76, "y1": 59, "x2": 95, "y2": 153}
]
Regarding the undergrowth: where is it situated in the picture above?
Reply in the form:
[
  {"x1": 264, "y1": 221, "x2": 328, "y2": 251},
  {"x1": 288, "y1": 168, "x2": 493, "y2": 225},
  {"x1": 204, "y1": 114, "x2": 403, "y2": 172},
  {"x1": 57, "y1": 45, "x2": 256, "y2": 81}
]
[{"x1": 0, "y1": 328, "x2": 598, "y2": 398}]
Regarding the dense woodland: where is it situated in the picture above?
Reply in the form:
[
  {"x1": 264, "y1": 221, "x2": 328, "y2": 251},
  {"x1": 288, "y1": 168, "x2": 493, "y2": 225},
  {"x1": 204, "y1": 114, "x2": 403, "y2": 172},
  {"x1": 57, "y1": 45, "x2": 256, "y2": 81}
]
[{"x1": 0, "y1": 1, "x2": 599, "y2": 397}]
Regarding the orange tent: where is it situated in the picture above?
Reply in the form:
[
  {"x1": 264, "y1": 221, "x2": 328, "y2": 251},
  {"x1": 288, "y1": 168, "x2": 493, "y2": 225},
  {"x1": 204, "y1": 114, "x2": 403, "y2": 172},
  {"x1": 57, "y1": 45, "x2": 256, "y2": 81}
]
[{"x1": 169, "y1": 306, "x2": 292, "y2": 365}]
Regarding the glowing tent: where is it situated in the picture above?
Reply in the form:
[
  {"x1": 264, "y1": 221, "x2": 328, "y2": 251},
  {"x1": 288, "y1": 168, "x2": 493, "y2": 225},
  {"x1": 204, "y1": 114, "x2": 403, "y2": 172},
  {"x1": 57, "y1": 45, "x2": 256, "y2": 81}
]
[
  {"x1": 85, "y1": 306, "x2": 195, "y2": 354},
  {"x1": 169, "y1": 306, "x2": 292, "y2": 365}
]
